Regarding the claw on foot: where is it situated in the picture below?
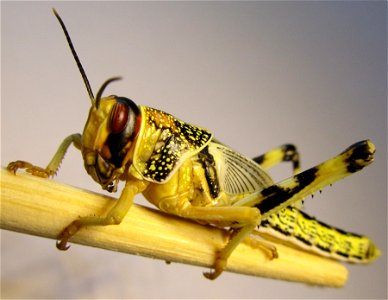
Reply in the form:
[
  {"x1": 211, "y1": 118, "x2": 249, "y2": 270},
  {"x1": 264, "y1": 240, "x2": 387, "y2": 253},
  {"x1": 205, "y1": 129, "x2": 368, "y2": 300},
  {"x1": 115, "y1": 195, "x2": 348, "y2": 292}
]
[
  {"x1": 203, "y1": 270, "x2": 219, "y2": 280},
  {"x1": 244, "y1": 236, "x2": 279, "y2": 260},
  {"x1": 203, "y1": 251, "x2": 227, "y2": 280},
  {"x1": 56, "y1": 220, "x2": 81, "y2": 251},
  {"x1": 256, "y1": 240, "x2": 278, "y2": 260},
  {"x1": 7, "y1": 160, "x2": 52, "y2": 178},
  {"x1": 56, "y1": 239, "x2": 71, "y2": 251},
  {"x1": 268, "y1": 246, "x2": 278, "y2": 260}
]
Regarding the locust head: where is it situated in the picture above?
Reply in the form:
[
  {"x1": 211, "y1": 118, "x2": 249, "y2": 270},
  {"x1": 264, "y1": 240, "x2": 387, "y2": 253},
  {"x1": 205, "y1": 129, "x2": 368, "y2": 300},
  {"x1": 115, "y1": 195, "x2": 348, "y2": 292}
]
[{"x1": 81, "y1": 79, "x2": 141, "y2": 192}]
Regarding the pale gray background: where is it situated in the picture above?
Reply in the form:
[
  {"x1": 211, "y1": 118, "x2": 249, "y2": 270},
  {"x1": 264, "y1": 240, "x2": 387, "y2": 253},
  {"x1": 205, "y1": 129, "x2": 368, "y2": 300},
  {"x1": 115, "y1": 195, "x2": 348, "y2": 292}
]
[{"x1": 1, "y1": 1, "x2": 387, "y2": 299}]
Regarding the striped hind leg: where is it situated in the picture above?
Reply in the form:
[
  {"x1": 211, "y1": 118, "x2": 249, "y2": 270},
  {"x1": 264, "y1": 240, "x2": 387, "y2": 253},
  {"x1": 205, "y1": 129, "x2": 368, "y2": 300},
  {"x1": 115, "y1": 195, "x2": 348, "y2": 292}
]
[
  {"x1": 237, "y1": 140, "x2": 376, "y2": 265},
  {"x1": 255, "y1": 141, "x2": 379, "y2": 263},
  {"x1": 235, "y1": 140, "x2": 375, "y2": 219},
  {"x1": 253, "y1": 144, "x2": 301, "y2": 175}
]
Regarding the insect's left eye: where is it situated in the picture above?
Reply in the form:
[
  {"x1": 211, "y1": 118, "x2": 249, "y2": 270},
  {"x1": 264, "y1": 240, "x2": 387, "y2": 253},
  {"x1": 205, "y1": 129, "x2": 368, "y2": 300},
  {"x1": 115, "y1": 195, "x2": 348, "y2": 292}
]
[
  {"x1": 110, "y1": 102, "x2": 129, "y2": 134},
  {"x1": 103, "y1": 97, "x2": 140, "y2": 167}
]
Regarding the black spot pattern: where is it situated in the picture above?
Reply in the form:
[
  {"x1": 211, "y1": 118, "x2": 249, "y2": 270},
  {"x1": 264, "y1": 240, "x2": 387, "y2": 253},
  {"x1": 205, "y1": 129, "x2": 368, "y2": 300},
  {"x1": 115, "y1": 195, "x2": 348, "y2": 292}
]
[{"x1": 141, "y1": 107, "x2": 212, "y2": 182}]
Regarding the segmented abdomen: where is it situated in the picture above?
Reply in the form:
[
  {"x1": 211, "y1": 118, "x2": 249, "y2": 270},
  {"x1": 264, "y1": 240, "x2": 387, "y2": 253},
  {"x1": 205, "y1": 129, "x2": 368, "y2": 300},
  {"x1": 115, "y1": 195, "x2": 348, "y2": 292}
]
[{"x1": 259, "y1": 207, "x2": 379, "y2": 263}]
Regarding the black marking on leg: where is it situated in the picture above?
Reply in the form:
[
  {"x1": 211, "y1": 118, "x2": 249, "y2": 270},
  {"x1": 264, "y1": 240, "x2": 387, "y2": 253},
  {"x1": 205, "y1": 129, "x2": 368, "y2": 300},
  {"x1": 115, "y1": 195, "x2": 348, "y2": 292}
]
[
  {"x1": 295, "y1": 235, "x2": 313, "y2": 246},
  {"x1": 261, "y1": 220, "x2": 293, "y2": 236},
  {"x1": 316, "y1": 244, "x2": 331, "y2": 253},
  {"x1": 252, "y1": 143, "x2": 300, "y2": 171},
  {"x1": 282, "y1": 144, "x2": 300, "y2": 171},
  {"x1": 336, "y1": 251, "x2": 350, "y2": 258},
  {"x1": 297, "y1": 209, "x2": 315, "y2": 221},
  {"x1": 353, "y1": 255, "x2": 364, "y2": 260},
  {"x1": 347, "y1": 230, "x2": 364, "y2": 239},
  {"x1": 256, "y1": 167, "x2": 318, "y2": 215},
  {"x1": 343, "y1": 140, "x2": 374, "y2": 173},
  {"x1": 298, "y1": 208, "x2": 364, "y2": 238},
  {"x1": 298, "y1": 209, "x2": 331, "y2": 231},
  {"x1": 252, "y1": 154, "x2": 265, "y2": 165}
]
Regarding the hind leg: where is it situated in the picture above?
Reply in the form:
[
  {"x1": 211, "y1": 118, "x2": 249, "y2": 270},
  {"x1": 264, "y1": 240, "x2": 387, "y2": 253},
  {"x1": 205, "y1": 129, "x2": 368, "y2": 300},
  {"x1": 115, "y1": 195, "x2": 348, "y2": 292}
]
[
  {"x1": 235, "y1": 140, "x2": 375, "y2": 220},
  {"x1": 170, "y1": 204, "x2": 264, "y2": 279},
  {"x1": 253, "y1": 144, "x2": 301, "y2": 175}
]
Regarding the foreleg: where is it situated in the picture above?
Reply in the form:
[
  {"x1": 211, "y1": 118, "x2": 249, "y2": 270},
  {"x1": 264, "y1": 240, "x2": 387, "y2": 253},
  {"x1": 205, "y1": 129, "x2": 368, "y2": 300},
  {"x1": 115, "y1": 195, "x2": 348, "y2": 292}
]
[{"x1": 7, "y1": 133, "x2": 82, "y2": 178}]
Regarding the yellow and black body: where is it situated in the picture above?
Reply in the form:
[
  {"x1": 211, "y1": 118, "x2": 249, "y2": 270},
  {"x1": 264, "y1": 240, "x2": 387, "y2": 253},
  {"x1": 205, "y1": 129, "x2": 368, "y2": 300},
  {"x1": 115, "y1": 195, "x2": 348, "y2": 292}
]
[{"x1": 7, "y1": 9, "x2": 380, "y2": 279}]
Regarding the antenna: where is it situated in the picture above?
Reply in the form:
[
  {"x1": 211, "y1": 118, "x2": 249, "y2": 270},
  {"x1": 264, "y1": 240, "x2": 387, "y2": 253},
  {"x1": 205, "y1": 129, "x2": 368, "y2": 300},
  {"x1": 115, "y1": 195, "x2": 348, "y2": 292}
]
[
  {"x1": 95, "y1": 77, "x2": 122, "y2": 109},
  {"x1": 52, "y1": 8, "x2": 95, "y2": 105}
]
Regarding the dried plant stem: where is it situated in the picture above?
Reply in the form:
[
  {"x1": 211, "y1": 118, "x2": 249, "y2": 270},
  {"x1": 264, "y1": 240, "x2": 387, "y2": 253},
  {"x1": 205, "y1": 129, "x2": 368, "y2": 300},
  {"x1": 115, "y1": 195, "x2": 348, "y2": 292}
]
[{"x1": 0, "y1": 168, "x2": 347, "y2": 287}]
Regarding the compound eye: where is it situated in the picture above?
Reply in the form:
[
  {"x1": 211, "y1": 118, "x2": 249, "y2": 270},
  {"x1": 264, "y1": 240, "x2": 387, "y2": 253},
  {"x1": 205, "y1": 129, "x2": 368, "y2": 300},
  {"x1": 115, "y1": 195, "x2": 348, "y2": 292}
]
[{"x1": 110, "y1": 102, "x2": 129, "y2": 134}]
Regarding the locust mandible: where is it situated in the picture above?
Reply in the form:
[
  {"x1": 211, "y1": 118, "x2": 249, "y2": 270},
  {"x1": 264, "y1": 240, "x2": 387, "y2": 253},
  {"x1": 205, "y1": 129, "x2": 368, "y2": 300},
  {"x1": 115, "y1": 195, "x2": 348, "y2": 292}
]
[{"x1": 7, "y1": 9, "x2": 380, "y2": 279}]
